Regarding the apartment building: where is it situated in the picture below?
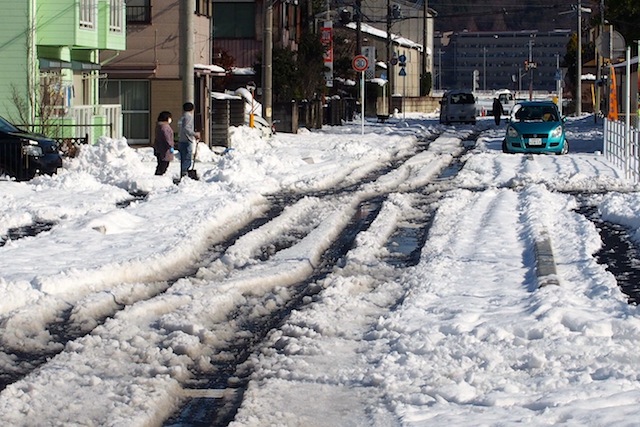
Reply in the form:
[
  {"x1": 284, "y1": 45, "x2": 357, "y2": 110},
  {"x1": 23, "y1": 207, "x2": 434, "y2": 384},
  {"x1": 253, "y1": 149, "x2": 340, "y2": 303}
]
[{"x1": 435, "y1": 29, "x2": 571, "y2": 93}]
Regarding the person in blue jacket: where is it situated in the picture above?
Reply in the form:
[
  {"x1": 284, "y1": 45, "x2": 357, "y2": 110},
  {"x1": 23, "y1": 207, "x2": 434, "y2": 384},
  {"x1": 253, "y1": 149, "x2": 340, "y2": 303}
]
[{"x1": 177, "y1": 102, "x2": 200, "y2": 178}]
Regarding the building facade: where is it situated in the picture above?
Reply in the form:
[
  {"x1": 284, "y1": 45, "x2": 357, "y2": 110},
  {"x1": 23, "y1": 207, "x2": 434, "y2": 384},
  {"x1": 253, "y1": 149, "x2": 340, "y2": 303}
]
[
  {"x1": 212, "y1": 0, "x2": 303, "y2": 92},
  {"x1": 0, "y1": 0, "x2": 126, "y2": 142},
  {"x1": 357, "y1": 0, "x2": 434, "y2": 97},
  {"x1": 435, "y1": 29, "x2": 571, "y2": 94},
  {"x1": 100, "y1": 0, "x2": 218, "y2": 146}
]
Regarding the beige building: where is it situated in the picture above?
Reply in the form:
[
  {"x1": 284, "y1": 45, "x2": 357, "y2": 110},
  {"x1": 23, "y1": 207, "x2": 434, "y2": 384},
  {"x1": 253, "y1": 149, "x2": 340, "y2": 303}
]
[
  {"x1": 358, "y1": 0, "x2": 435, "y2": 97},
  {"x1": 100, "y1": 0, "x2": 220, "y2": 146}
]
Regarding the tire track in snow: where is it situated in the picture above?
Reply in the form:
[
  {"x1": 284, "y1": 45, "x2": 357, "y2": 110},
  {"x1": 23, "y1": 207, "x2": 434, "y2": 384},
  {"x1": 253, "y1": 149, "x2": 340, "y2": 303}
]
[{"x1": 0, "y1": 131, "x2": 476, "y2": 425}]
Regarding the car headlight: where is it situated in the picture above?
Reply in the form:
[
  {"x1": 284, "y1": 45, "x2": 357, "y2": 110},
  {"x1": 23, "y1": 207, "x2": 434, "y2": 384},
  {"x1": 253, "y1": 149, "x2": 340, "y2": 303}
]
[
  {"x1": 550, "y1": 125, "x2": 563, "y2": 139},
  {"x1": 22, "y1": 140, "x2": 43, "y2": 157},
  {"x1": 507, "y1": 126, "x2": 519, "y2": 138}
]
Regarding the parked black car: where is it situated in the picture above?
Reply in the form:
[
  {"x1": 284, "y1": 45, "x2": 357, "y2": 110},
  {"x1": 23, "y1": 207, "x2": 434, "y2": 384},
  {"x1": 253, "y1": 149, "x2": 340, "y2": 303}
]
[{"x1": 0, "y1": 115, "x2": 63, "y2": 181}]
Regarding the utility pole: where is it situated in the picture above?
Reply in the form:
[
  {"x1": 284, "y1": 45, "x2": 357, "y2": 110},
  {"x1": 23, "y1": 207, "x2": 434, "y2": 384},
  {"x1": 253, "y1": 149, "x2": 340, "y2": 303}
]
[
  {"x1": 483, "y1": 47, "x2": 487, "y2": 91},
  {"x1": 180, "y1": 0, "x2": 195, "y2": 104},
  {"x1": 594, "y1": 0, "x2": 605, "y2": 121},
  {"x1": 355, "y1": 0, "x2": 362, "y2": 56},
  {"x1": 577, "y1": 0, "x2": 583, "y2": 115},
  {"x1": 421, "y1": 0, "x2": 428, "y2": 95},
  {"x1": 386, "y1": 0, "x2": 393, "y2": 116},
  {"x1": 263, "y1": 0, "x2": 273, "y2": 126},
  {"x1": 528, "y1": 38, "x2": 534, "y2": 101},
  {"x1": 437, "y1": 49, "x2": 443, "y2": 90},
  {"x1": 556, "y1": 53, "x2": 563, "y2": 116}
]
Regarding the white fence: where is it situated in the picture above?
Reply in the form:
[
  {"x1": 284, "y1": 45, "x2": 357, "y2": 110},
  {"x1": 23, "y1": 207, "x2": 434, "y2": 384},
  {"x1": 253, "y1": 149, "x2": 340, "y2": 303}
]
[
  {"x1": 604, "y1": 118, "x2": 640, "y2": 183},
  {"x1": 67, "y1": 104, "x2": 122, "y2": 144}
]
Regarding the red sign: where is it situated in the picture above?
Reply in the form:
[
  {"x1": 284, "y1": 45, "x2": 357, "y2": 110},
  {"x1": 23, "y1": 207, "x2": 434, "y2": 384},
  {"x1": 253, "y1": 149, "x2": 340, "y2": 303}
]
[
  {"x1": 352, "y1": 55, "x2": 368, "y2": 72},
  {"x1": 321, "y1": 25, "x2": 333, "y2": 63},
  {"x1": 609, "y1": 65, "x2": 618, "y2": 121}
]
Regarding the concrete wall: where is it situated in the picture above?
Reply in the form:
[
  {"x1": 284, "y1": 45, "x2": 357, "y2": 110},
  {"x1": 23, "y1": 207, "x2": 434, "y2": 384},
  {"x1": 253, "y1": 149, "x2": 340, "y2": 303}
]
[{"x1": 376, "y1": 96, "x2": 440, "y2": 114}]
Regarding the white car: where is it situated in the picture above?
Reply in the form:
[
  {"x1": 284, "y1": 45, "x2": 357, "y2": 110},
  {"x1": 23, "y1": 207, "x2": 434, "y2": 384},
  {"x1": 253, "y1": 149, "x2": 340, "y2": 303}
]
[{"x1": 439, "y1": 90, "x2": 476, "y2": 125}]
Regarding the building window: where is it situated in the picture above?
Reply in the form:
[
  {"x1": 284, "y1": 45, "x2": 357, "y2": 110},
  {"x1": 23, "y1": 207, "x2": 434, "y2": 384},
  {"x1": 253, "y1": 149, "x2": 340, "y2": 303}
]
[
  {"x1": 126, "y1": 0, "x2": 152, "y2": 24},
  {"x1": 196, "y1": 0, "x2": 212, "y2": 17},
  {"x1": 214, "y1": 3, "x2": 255, "y2": 38},
  {"x1": 79, "y1": 0, "x2": 96, "y2": 29},
  {"x1": 110, "y1": 0, "x2": 124, "y2": 32},
  {"x1": 99, "y1": 80, "x2": 150, "y2": 143}
]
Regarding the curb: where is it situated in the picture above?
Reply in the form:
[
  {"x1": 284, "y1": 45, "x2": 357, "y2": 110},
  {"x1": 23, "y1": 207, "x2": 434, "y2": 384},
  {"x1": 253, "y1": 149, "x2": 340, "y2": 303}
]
[{"x1": 535, "y1": 234, "x2": 559, "y2": 287}]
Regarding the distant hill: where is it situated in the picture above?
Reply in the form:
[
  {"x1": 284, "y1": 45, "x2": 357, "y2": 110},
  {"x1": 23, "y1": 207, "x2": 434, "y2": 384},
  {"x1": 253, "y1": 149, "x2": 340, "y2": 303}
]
[{"x1": 428, "y1": 0, "x2": 579, "y2": 33}]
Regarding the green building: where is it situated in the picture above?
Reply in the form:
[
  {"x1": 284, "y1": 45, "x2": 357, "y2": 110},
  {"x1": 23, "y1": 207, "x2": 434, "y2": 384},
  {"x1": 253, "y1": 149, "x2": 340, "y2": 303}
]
[{"x1": 0, "y1": 0, "x2": 126, "y2": 143}]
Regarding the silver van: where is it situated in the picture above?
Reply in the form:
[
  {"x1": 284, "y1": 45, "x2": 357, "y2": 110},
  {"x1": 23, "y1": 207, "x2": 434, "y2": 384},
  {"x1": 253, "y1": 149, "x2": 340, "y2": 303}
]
[{"x1": 439, "y1": 90, "x2": 476, "y2": 125}]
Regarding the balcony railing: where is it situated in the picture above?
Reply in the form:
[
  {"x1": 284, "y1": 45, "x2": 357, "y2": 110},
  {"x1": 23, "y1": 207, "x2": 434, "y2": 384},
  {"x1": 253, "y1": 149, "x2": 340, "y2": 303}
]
[{"x1": 67, "y1": 105, "x2": 122, "y2": 143}]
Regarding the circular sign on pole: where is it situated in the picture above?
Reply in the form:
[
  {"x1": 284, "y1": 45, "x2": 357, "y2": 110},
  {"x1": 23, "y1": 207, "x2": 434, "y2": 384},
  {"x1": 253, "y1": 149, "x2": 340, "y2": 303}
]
[{"x1": 352, "y1": 55, "x2": 369, "y2": 72}]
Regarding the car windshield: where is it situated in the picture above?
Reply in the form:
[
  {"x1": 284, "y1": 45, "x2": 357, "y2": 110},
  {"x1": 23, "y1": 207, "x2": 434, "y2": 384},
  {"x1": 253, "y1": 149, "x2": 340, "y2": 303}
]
[
  {"x1": 0, "y1": 116, "x2": 20, "y2": 133},
  {"x1": 514, "y1": 105, "x2": 559, "y2": 122},
  {"x1": 449, "y1": 93, "x2": 475, "y2": 104}
]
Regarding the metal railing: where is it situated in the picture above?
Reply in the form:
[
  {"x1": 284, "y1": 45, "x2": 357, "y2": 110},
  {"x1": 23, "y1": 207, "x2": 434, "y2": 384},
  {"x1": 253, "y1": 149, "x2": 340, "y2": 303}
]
[{"x1": 604, "y1": 118, "x2": 640, "y2": 183}]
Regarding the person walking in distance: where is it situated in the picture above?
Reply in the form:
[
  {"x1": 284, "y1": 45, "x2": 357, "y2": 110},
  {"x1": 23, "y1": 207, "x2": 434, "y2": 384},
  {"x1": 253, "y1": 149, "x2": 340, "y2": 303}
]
[
  {"x1": 492, "y1": 98, "x2": 504, "y2": 126},
  {"x1": 178, "y1": 102, "x2": 200, "y2": 178},
  {"x1": 153, "y1": 111, "x2": 174, "y2": 176}
]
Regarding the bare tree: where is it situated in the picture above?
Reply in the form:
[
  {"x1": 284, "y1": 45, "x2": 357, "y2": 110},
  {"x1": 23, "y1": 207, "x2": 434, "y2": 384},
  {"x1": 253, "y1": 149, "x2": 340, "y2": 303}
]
[{"x1": 10, "y1": 73, "x2": 67, "y2": 139}]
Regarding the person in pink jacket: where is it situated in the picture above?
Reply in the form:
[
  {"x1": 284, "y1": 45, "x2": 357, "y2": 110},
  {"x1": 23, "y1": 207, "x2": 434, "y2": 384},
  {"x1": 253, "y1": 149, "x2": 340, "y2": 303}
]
[{"x1": 153, "y1": 111, "x2": 174, "y2": 175}]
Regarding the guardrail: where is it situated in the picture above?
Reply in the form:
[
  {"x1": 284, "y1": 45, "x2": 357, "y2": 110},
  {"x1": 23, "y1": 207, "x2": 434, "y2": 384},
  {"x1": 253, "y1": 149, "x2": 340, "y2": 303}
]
[{"x1": 604, "y1": 118, "x2": 640, "y2": 183}]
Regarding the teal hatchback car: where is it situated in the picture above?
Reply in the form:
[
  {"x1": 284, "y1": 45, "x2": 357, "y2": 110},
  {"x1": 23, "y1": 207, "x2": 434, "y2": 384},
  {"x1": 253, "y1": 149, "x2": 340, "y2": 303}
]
[{"x1": 502, "y1": 101, "x2": 568, "y2": 155}]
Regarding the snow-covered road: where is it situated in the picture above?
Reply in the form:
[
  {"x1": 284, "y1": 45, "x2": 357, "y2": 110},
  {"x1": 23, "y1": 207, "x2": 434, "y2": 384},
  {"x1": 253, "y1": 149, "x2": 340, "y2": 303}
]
[{"x1": 2, "y1": 115, "x2": 640, "y2": 426}]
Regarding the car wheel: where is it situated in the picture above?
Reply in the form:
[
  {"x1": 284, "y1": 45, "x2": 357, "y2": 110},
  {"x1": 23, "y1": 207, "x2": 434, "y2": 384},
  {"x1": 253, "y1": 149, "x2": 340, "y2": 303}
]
[
  {"x1": 0, "y1": 165, "x2": 13, "y2": 181},
  {"x1": 502, "y1": 140, "x2": 510, "y2": 153},
  {"x1": 559, "y1": 141, "x2": 569, "y2": 155}
]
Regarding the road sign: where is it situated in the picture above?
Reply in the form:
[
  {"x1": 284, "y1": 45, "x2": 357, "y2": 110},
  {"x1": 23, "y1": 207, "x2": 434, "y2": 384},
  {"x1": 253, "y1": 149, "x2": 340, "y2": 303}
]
[
  {"x1": 362, "y1": 46, "x2": 376, "y2": 79},
  {"x1": 352, "y1": 55, "x2": 368, "y2": 72},
  {"x1": 399, "y1": 67, "x2": 406, "y2": 77},
  {"x1": 555, "y1": 70, "x2": 563, "y2": 81},
  {"x1": 398, "y1": 54, "x2": 406, "y2": 63}
]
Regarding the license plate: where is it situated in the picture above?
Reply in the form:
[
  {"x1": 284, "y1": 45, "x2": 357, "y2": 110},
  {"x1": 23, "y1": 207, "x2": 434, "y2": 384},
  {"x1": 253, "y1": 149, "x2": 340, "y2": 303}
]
[{"x1": 528, "y1": 137, "x2": 543, "y2": 146}]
